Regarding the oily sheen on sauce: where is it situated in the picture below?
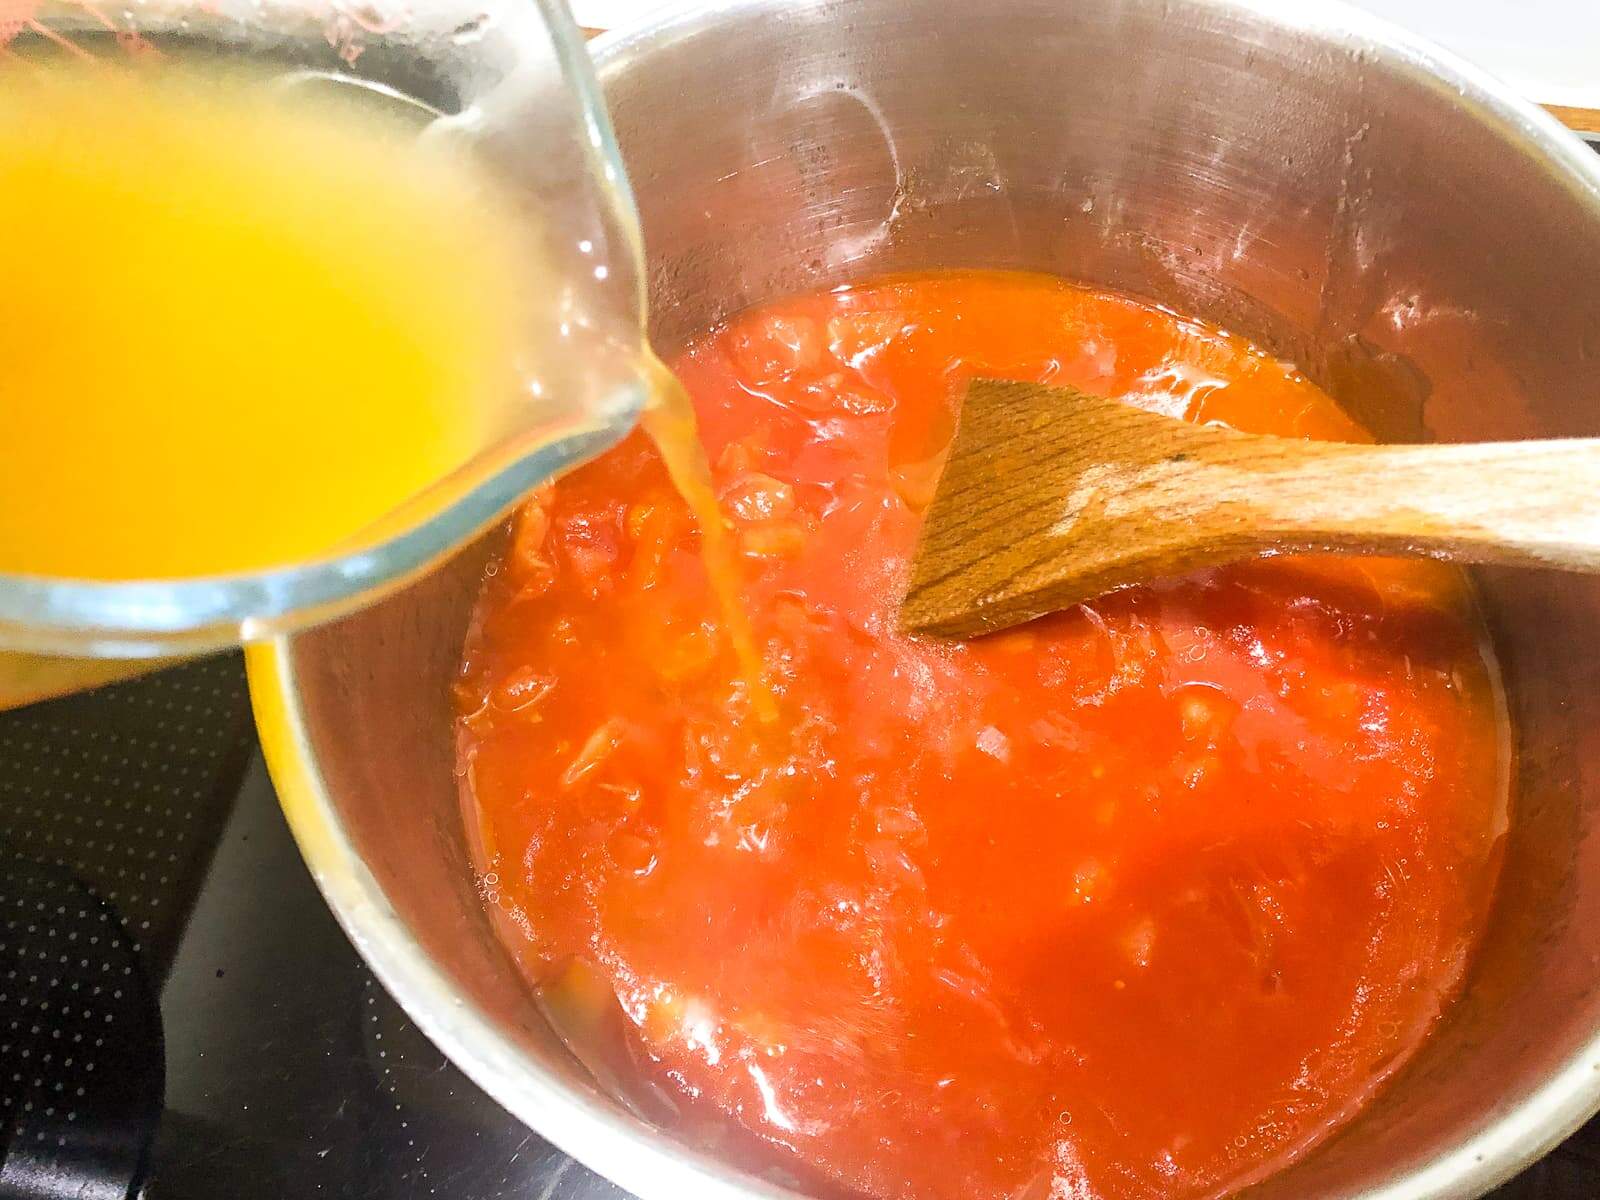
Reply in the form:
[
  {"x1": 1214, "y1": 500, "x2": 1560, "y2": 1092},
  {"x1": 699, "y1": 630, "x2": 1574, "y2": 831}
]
[{"x1": 455, "y1": 271, "x2": 1507, "y2": 1200}]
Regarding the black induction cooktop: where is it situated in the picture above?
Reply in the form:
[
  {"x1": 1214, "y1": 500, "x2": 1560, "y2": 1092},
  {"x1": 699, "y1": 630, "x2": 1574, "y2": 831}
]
[
  {"x1": 0, "y1": 654, "x2": 1592, "y2": 1200},
  {"x1": 0, "y1": 655, "x2": 625, "y2": 1200}
]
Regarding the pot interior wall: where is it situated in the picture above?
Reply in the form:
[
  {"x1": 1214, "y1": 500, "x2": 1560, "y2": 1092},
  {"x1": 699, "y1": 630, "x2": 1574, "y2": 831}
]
[{"x1": 283, "y1": 1, "x2": 1600, "y2": 1195}]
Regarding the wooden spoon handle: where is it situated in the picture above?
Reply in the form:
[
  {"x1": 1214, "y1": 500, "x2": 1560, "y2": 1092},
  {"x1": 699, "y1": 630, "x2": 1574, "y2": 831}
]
[{"x1": 1141, "y1": 435, "x2": 1600, "y2": 570}]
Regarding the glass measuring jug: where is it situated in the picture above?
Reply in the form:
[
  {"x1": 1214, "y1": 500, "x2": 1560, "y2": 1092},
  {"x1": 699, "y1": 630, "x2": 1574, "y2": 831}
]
[{"x1": 0, "y1": 0, "x2": 646, "y2": 658}]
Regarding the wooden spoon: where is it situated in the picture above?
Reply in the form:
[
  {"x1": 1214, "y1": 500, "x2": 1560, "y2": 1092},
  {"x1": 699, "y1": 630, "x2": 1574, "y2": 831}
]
[{"x1": 901, "y1": 378, "x2": 1600, "y2": 638}]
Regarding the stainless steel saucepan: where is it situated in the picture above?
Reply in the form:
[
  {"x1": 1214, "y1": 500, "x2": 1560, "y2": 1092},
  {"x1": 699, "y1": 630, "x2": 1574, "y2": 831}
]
[{"x1": 251, "y1": 1, "x2": 1600, "y2": 1195}]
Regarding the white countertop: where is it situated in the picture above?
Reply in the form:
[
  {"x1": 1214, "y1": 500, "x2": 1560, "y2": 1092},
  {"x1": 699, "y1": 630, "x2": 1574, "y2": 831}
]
[{"x1": 1343, "y1": 0, "x2": 1598, "y2": 110}]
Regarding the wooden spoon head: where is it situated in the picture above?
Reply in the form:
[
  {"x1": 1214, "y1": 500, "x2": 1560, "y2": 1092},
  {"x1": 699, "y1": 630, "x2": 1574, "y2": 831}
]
[{"x1": 900, "y1": 379, "x2": 1251, "y2": 638}]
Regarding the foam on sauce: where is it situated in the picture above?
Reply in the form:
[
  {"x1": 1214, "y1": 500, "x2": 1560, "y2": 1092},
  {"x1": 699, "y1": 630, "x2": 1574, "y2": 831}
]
[{"x1": 456, "y1": 271, "x2": 1508, "y2": 1200}]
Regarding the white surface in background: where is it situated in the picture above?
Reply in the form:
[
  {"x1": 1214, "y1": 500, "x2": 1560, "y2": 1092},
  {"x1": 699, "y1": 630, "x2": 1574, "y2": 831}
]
[
  {"x1": 571, "y1": 0, "x2": 1600, "y2": 110},
  {"x1": 1344, "y1": 0, "x2": 1600, "y2": 109}
]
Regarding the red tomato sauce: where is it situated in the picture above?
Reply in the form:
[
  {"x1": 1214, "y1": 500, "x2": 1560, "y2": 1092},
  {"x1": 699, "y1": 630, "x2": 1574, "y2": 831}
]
[{"x1": 456, "y1": 272, "x2": 1508, "y2": 1200}]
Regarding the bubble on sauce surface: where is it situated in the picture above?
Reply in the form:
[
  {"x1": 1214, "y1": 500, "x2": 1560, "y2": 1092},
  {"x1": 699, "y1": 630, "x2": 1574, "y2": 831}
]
[
  {"x1": 795, "y1": 372, "x2": 895, "y2": 417},
  {"x1": 826, "y1": 310, "x2": 911, "y2": 369},
  {"x1": 728, "y1": 312, "x2": 825, "y2": 383},
  {"x1": 1129, "y1": 358, "x2": 1230, "y2": 419}
]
